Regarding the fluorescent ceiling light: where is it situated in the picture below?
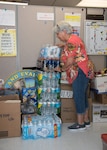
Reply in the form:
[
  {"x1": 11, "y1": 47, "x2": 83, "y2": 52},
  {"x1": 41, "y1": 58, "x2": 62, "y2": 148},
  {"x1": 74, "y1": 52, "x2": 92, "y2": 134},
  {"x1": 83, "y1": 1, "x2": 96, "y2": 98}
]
[
  {"x1": 0, "y1": 1, "x2": 28, "y2": 5},
  {"x1": 76, "y1": 0, "x2": 107, "y2": 8}
]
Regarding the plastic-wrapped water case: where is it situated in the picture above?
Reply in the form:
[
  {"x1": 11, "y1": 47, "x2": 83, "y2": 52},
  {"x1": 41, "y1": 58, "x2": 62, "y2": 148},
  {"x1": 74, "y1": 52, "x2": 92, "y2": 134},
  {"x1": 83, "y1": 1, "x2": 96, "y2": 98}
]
[
  {"x1": 40, "y1": 45, "x2": 61, "y2": 59},
  {"x1": 21, "y1": 114, "x2": 62, "y2": 140}
]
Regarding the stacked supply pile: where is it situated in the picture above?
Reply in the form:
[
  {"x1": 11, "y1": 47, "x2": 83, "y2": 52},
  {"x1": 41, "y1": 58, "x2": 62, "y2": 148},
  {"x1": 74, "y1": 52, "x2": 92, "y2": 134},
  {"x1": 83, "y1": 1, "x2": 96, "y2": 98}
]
[
  {"x1": 4, "y1": 69, "x2": 38, "y2": 116},
  {"x1": 36, "y1": 71, "x2": 61, "y2": 115},
  {"x1": 36, "y1": 45, "x2": 61, "y2": 116},
  {"x1": 21, "y1": 45, "x2": 62, "y2": 139},
  {"x1": 37, "y1": 45, "x2": 61, "y2": 71}
]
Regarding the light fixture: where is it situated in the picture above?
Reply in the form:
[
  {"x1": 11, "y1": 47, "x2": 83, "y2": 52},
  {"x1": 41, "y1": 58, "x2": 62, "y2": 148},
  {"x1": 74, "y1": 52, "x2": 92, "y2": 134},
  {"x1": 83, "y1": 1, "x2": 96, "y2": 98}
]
[
  {"x1": 76, "y1": 0, "x2": 107, "y2": 8},
  {"x1": 0, "y1": 1, "x2": 28, "y2": 5}
]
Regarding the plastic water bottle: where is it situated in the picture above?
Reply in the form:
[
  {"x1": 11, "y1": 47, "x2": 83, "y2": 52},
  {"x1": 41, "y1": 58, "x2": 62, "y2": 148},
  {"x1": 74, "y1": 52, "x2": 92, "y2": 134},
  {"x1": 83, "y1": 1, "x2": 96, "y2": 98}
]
[
  {"x1": 33, "y1": 121, "x2": 38, "y2": 139},
  {"x1": 56, "y1": 72, "x2": 61, "y2": 79},
  {"x1": 55, "y1": 79, "x2": 60, "y2": 93},
  {"x1": 56, "y1": 60, "x2": 60, "y2": 69},
  {"x1": 52, "y1": 72, "x2": 56, "y2": 80},
  {"x1": 43, "y1": 60, "x2": 47, "y2": 71},
  {"x1": 51, "y1": 79, "x2": 56, "y2": 94},
  {"x1": 48, "y1": 72, "x2": 52, "y2": 79},
  {"x1": 47, "y1": 78, "x2": 51, "y2": 93},
  {"x1": 54, "y1": 47, "x2": 61, "y2": 58},
  {"x1": 51, "y1": 59, "x2": 54, "y2": 72},
  {"x1": 22, "y1": 120, "x2": 28, "y2": 139},
  {"x1": 43, "y1": 46, "x2": 48, "y2": 59},
  {"x1": 46, "y1": 119, "x2": 53, "y2": 138},
  {"x1": 48, "y1": 59, "x2": 52, "y2": 71},
  {"x1": 28, "y1": 119, "x2": 33, "y2": 139},
  {"x1": 36, "y1": 119, "x2": 43, "y2": 137},
  {"x1": 40, "y1": 103, "x2": 47, "y2": 115},
  {"x1": 56, "y1": 120, "x2": 61, "y2": 137},
  {"x1": 43, "y1": 71, "x2": 48, "y2": 80},
  {"x1": 42, "y1": 120, "x2": 50, "y2": 138},
  {"x1": 42, "y1": 79, "x2": 47, "y2": 93},
  {"x1": 55, "y1": 99, "x2": 61, "y2": 108}
]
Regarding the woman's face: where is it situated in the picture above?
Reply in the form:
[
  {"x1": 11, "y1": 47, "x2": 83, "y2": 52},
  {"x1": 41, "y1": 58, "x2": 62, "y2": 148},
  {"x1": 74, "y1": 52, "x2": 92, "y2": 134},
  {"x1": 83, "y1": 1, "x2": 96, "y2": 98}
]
[{"x1": 57, "y1": 31, "x2": 66, "y2": 42}]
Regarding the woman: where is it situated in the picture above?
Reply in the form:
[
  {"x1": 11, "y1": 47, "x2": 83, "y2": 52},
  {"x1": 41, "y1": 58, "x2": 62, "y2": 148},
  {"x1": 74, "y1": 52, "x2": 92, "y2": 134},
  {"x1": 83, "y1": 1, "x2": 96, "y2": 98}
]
[{"x1": 54, "y1": 21, "x2": 94, "y2": 131}]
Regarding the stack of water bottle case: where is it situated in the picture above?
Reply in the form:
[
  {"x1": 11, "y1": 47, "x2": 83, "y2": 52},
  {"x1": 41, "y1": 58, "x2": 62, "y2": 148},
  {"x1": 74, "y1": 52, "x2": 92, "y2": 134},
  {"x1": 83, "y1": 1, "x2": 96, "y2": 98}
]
[{"x1": 21, "y1": 45, "x2": 62, "y2": 139}]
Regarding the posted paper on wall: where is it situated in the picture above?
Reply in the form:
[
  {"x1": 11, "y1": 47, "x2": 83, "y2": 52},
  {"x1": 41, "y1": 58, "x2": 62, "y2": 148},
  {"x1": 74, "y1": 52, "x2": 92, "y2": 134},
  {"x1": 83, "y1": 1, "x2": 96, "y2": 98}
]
[
  {"x1": 0, "y1": 9, "x2": 15, "y2": 26},
  {"x1": 37, "y1": 12, "x2": 54, "y2": 20},
  {"x1": 64, "y1": 13, "x2": 81, "y2": 36},
  {"x1": 84, "y1": 20, "x2": 107, "y2": 55},
  {"x1": 0, "y1": 29, "x2": 17, "y2": 57}
]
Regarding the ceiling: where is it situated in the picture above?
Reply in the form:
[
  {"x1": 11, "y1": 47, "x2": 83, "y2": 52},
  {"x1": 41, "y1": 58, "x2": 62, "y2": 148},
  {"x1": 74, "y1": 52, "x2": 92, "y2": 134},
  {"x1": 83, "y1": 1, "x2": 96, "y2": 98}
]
[
  {"x1": 0, "y1": 0, "x2": 81, "y2": 7},
  {"x1": 29, "y1": 0, "x2": 80, "y2": 7}
]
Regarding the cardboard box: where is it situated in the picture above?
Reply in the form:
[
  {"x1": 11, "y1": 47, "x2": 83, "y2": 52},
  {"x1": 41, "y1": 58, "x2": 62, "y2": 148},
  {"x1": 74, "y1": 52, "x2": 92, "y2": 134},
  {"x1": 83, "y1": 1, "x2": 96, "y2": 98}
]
[
  {"x1": 94, "y1": 93, "x2": 107, "y2": 104},
  {"x1": 60, "y1": 83, "x2": 92, "y2": 123},
  {"x1": 0, "y1": 94, "x2": 21, "y2": 138},
  {"x1": 60, "y1": 83, "x2": 90, "y2": 98},
  {"x1": 91, "y1": 76, "x2": 107, "y2": 93},
  {"x1": 61, "y1": 98, "x2": 77, "y2": 123},
  {"x1": 61, "y1": 98, "x2": 92, "y2": 123},
  {"x1": 60, "y1": 83, "x2": 72, "y2": 91},
  {"x1": 88, "y1": 98, "x2": 92, "y2": 122},
  {"x1": 92, "y1": 103, "x2": 107, "y2": 122}
]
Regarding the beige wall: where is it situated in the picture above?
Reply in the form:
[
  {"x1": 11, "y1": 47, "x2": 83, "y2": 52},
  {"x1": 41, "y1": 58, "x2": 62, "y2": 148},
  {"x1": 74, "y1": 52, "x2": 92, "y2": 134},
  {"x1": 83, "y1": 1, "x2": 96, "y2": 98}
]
[{"x1": 0, "y1": 5, "x2": 106, "y2": 81}]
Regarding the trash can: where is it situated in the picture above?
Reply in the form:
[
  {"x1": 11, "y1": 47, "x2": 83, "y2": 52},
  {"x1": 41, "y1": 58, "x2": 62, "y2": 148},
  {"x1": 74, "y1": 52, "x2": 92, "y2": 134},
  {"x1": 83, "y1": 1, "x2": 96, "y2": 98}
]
[{"x1": 101, "y1": 134, "x2": 107, "y2": 150}]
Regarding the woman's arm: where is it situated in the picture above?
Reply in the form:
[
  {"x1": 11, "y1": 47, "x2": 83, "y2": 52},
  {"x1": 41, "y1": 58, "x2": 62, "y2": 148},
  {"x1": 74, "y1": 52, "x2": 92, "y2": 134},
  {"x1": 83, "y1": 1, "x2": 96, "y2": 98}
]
[{"x1": 61, "y1": 56, "x2": 74, "y2": 71}]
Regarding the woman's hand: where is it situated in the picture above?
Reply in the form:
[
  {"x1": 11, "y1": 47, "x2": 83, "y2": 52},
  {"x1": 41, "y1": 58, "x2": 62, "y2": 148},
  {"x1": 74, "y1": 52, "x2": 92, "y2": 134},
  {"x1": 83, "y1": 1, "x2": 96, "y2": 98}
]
[
  {"x1": 61, "y1": 57, "x2": 74, "y2": 71},
  {"x1": 54, "y1": 67, "x2": 61, "y2": 72},
  {"x1": 56, "y1": 43, "x2": 65, "y2": 48}
]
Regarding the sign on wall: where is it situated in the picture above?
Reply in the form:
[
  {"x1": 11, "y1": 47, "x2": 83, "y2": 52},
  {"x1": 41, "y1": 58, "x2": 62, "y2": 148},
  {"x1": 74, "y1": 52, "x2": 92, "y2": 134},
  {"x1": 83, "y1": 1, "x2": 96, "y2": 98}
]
[
  {"x1": 84, "y1": 20, "x2": 107, "y2": 55},
  {"x1": 0, "y1": 29, "x2": 17, "y2": 56},
  {"x1": 0, "y1": 9, "x2": 15, "y2": 26},
  {"x1": 64, "y1": 13, "x2": 81, "y2": 36}
]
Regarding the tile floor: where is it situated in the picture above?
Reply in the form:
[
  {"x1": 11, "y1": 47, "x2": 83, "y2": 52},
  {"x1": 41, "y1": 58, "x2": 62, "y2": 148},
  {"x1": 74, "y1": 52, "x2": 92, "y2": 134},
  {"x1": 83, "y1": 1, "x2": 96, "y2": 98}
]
[{"x1": 0, "y1": 122, "x2": 107, "y2": 150}]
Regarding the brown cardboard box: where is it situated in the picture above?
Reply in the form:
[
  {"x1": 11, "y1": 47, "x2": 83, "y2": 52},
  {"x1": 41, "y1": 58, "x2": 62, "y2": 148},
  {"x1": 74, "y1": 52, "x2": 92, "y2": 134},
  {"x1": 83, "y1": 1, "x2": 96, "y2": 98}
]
[
  {"x1": 94, "y1": 93, "x2": 107, "y2": 104},
  {"x1": 60, "y1": 83, "x2": 92, "y2": 123},
  {"x1": 88, "y1": 97, "x2": 92, "y2": 122},
  {"x1": 61, "y1": 98, "x2": 77, "y2": 123},
  {"x1": 0, "y1": 94, "x2": 21, "y2": 138},
  {"x1": 61, "y1": 98, "x2": 92, "y2": 123},
  {"x1": 60, "y1": 83, "x2": 72, "y2": 91}
]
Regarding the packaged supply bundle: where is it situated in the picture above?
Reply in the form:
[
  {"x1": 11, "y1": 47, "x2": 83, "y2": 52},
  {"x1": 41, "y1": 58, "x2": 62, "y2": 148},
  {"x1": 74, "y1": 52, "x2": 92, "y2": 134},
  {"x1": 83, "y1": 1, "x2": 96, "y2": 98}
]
[
  {"x1": 21, "y1": 114, "x2": 62, "y2": 140},
  {"x1": 40, "y1": 45, "x2": 61, "y2": 59}
]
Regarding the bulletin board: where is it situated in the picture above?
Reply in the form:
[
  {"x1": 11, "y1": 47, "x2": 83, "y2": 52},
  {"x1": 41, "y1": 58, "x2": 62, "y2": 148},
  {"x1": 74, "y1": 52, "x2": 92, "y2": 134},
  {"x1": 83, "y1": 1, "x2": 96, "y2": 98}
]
[{"x1": 84, "y1": 20, "x2": 107, "y2": 55}]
